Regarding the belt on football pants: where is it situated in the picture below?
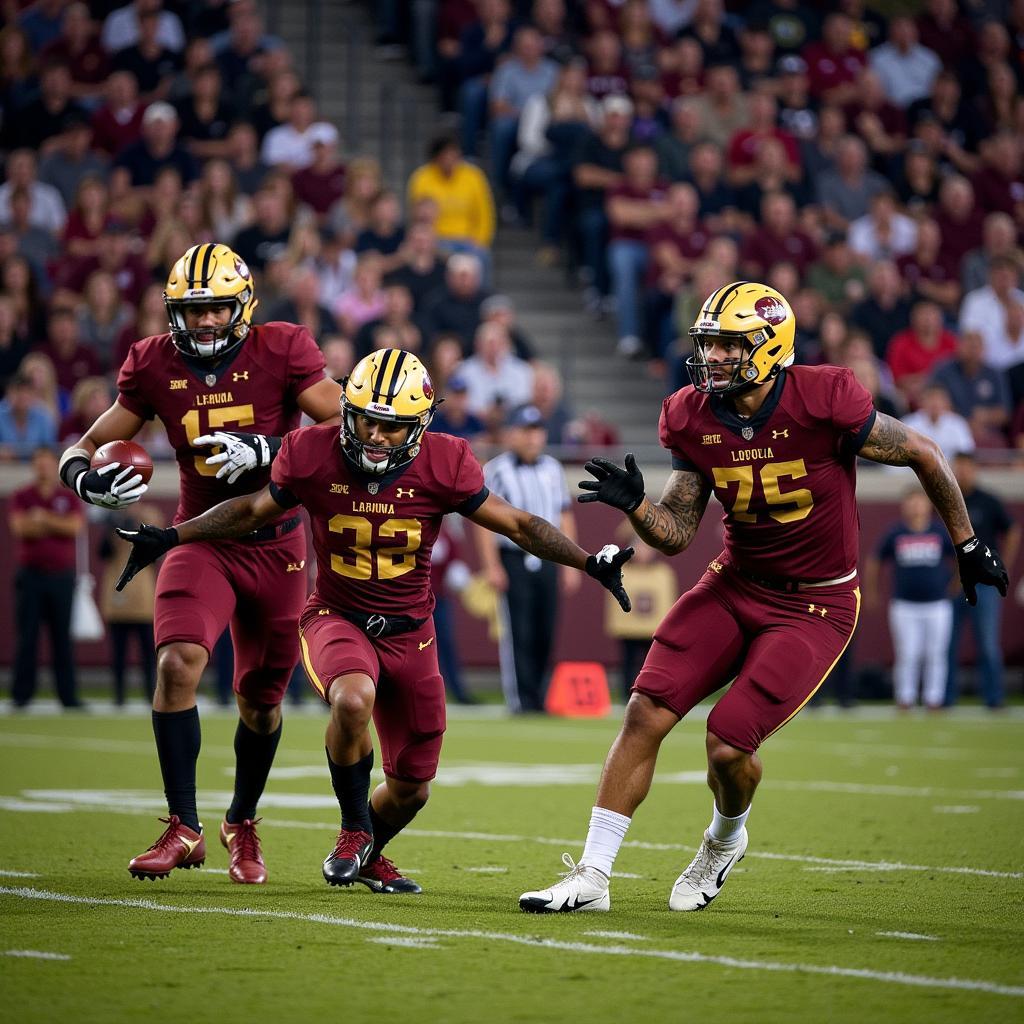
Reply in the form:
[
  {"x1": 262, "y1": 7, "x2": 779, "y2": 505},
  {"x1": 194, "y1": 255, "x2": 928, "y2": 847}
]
[
  {"x1": 341, "y1": 610, "x2": 428, "y2": 639},
  {"x1": 736, "y1": 566, "x2": 858, "y2": 593},
  {"x1": 242, "y1": 515, "x2": 301, "y2": 543}
]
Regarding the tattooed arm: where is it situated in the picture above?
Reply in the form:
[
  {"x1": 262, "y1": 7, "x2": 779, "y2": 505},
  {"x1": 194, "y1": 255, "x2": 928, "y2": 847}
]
[
  {"x1": 469, "y1": 492, "x2": 590, "y2": 568},
  {"x1": 629, "y1": 469, "x2": 712, "y2": 555},
  {"x1": 858, "y1": 413, "x2": 973, "y2": 543}
]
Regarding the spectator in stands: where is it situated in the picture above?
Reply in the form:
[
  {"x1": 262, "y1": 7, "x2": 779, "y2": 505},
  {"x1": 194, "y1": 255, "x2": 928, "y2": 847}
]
[
  {"x1": 333, "y1": 254, "x2": 386, "y2": 339},
  {"x1": 355, "y1": 191, "x2": 406, "y2": 273},
  {"x1": 959, "y1": 256, "x2": 1024, "y2": 373},
  {"x1": 886, "y1": 301, "x2": 959, "y2": 408},
  {"x1": 90, "y1": 71, "x2": 145, "y2": 158},
  {"x1": 946, "y1": 451, "x2": 1018, "y2": 709},
  {"x1": 907, "y1": 70, "x2": 977, "y2": 167},
  {"x1": 60, "y1": 218, "x2": 149, "y2": 305},
  {"x1": 572, "y1": 94, "x2": 632, "y2": 312},
  {"x1": 0, "y1": 294, "x2": 30, "y2": 391},
  {"x1": 197, "y1": 159, "x2": 252, "y2": 242},
  {"x1": 740, "y1": 190, "x2": 816, "y2": 280},
  {"x1": 975, "y1": 61, "x2": 1019, "y2": 140},
  {"x1": 261, "y1": 93, "x2": 333, "y2": 171},
  {"x1": 816, "y1": 135, "x2": 888, "y2": 232},
  {"x1": 37, "y1": 112, "x2": 107, "y2": 215},
  {"x1": 4, "y1": 60, "x2": 86, "y2": 154},
  {"x1": 225, "y1": 121, "x2": 271, "y2": 197},
  {"x1": 845, "y1": 67, "x2": 908, "y2": 166},
  {"x1": 480, "y1": 293, "x2": 534, "y2": 362},
  {"x1": 214, "y1": 5, "x2": 276, "y2": 97},
  {"x1": 174, "y1": 63, "x2": 234, "y2": 160},
  {"x1": 684, "y1": 139, "x2": 739, "y2": 236},
  {"x1": 232, "y1": 182, "x2": 294, "y2": 273},
  {"x1": 459, "y1": 321, "x2": 534, "y2": 425},
  {"x1": 642, "y1": 182, "x2": 708, "y2": 359},
  {"x1": 19, "y1": 351, "x2": 62, "y2": 425},
  {"x1": 628, "y1": 66, "x2": 668, "y2": 145},
  {"x1": 40, "y1": 307, "x2": 103, "y2": 399},
  {"x1": 489, "y1": 24, "x2": 559, "y2": 207},
  {"x1": 77, "y1": 270, "x2": 132, "y2": 370},
  {"x1": 456, "y1": 0, "x2": 515, "y2": 157},
  {"x1": 902, "y1": 382, "x2": 975, "y2": 462},
  {"x1": 3, "y1": 186, "x2": 58, "y2": 282},
  {"x1": 894, "y1": 141, "x2": 939, "y2": 216},
  {"x1": 654, "y1": 97, "x2": 705, "y2": 183},
  {"x1": 916, "y1": 0, "x2": 974, "y2": 71},
  {"x1": 680, "y1": 0, "x2": 740, "y2": 65},
  {"x1": 868, "y1": 15, "x2": 940, "y2": 110},
  {"x1": 8, "y1": 444, "x2": 83, "y2": 709},
  {"x1": 425, "y1": 331, "x2": 465, "y2": 393},
  {"x1": 850, "y1": 259, "x2": 913, "y2": 361},
  {"x1": 0, "y1": 149, "x2": 66, "y2": 236},
  {"x1": 865, "y1": 487, "x2": 955, "y2": 712},
  {"x1": 16, "y1": 0, "x2": 65, "y2": 52},
  {"x1": 40, "y1": 3, "x2": 108, "y2": 102},
  {"x1": 0, "y1": 373, "x2": 57, "y2": 460},
  {"x1": 932, "y1": 330, "x2": 1011, "y2": 448},
  {"x1": 584, "y1": 29, "x2": 629, "y2": 102},
  {"x1": 736, "y1": 19, "x2": 776, "y2": 91},
  {"x1": 112, "y1": 8, "x2": 182, "y2": 103},
  {"x1": 328, "y1": 156, "x2": 382, "y2": 242},
  {"x1": 422, "y1": 251, "x2": 488, "y2": 353},
  {"x1": 607, "y1": 144, "x2": 669, "y2": 358},
  {"x1": 727, "y1": 92, "x2": 799, "y2": 188},
  {"x1": 264, "y1": 264, "x2": 338, "y2": 339},
  {"x1": 384, "y1": 221, "x2": 446, "y2": 311},
  {"x1": 0, "y1": 24, "x2": 37, "y2": 121},
  {"x1": 849, "y1": 190, "x2": 917, "y2": 264},
  {"x1": 408, "y1": 134, "x2": 496, "y2": 276},
  {"x1": 291, "y1": 124, "x2": 346, "y2": 222},
  {"x1": 114, "y1": 101, "x2": 199, "y2": 190},
  {"x1": 429, "y1": 373, "x2": 484, "y2": 440},
  {"x1": 249, "y1": 68, "x2": 300, "y2": 141},
  {"x1": 935, "y1": 176, "x2": 986, "y2": 278},
  {"x1": 102, "y1": 0, "x2": 185, "y2": 54},
  {"x1": 530, "y1": 360, "x2": 573, "y2": 445},
  {"x1": 660, "y1": 36, "x2": 704, "y2": 101},
  {"x1": 354, "y1": 283, "x2": 420, "y2": 358},
  {"x1": 972, "y1": 131, "x2": 1024, "y2": 228},
  {"x1": 806, "y1": 231, "x2": 866, "y2": 313},
  {"x1": 846, "y1": 339, "x2": 903, "y2": 419},
  {"x1": 802, "y1": 11, "x2": 865, "y2": 105},
  {"x1": 896, "y1": 218, "x2": 961, "y2": 316},
  {"x1": 511, "y1": 59, "x2": 598, "y2": 264},
  {"x1": 692, "y1": 63, "x2": 748, "y2": 150},
  {"x1": 58, "y1": 376, "x2": 112, "y2": 444},
  {"x1": 962, "y1": 212, "x2": 1024, "y2": 295},
  {"x1": 1, "y1": 253, "x2": 47, "y2": 340}
]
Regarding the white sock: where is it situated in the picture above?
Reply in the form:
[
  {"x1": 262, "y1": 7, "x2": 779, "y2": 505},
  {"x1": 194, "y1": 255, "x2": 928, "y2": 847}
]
[
  {"x1": 581, "y1": 806, "x2": 631, "y2": 878},
  {"x1": 708, "y1": 803, "x2": 750, "y2": 845}
]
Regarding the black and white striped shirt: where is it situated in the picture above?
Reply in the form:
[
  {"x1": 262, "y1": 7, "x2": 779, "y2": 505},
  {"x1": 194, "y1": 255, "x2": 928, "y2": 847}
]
[{"x1": 483, "y1": 451, "x2": 571, "y2": 549}]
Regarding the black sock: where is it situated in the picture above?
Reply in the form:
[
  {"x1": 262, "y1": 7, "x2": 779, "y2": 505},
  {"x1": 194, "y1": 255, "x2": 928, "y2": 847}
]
[
  {"x1": 369, "y1": 802, "x2": 404, "y2": 861},
  {"x1": 326, "y1": 748, "x2": 373, "y2": 832},
  {"x1": 152, "y1": 707, "x2": 201, "y2": 832},
  {"x1": 227, "y1": 719, "x2": 282, "y2": 824}
]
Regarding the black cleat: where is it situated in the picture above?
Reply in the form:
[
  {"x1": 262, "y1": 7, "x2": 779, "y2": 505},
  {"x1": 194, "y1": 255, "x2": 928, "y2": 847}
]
[
  {"x1": 357, "y1": 855, "x2": 422, "y2": 894},
  {"x1": 323, "y1": 829, "x2": 373, "y2": 886}
]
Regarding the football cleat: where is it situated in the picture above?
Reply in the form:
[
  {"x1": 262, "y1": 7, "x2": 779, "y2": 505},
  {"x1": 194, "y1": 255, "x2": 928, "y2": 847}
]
[
  {"x1": 219, "y1": 818, "x2": 267, "y2": 885},
  {"x1": 357, "y1": 855, "x2": 422, "y2": 894},
  {"x1": 128, "y1": 816, "x2": 205, "y2": 880},
  {"x1": 322, "y1": 829, "x2": 373, "y2": 887},
  {"x1": 519, "y1": 853, "x2": 611, "y2": 913},
  {"x1": 668, "y1": 828, "x2": 748, "y2": 911}
]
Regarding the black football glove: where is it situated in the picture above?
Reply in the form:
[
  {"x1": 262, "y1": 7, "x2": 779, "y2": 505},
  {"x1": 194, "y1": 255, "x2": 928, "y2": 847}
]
[
  {"x1": 585, "y1": 544, "x2": 635, "y2": 612},
  {"x1": 115, "y1": 524, "x2": 179, "y2": 591},
  {"x1": 193, "y1": 431, "x2": 280, "y2": 484},
  {"x1": 955, "y1": 535, "x2": 1008, "y2": 606},
  {"x1": 578, "y1": 454, "x2": 646, "y2": 513}
]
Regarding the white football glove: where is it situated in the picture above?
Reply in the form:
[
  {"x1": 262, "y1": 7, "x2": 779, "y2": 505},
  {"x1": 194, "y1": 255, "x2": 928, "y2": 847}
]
[
  {"x1": 194, "y1": 431, "x2": 274, "y2": 485},
  {"x1": 76, "y1": 462, "x2": 148, "y2": 509}
]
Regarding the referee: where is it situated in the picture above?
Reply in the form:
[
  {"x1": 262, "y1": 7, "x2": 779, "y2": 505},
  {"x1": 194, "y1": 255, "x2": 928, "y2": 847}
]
[{"x1": 477, "y1": 404, "x2": 579, "y2": 712}]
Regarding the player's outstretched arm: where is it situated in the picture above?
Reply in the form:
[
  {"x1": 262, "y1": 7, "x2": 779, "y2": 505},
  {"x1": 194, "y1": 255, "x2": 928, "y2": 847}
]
[
  {"x1": 859, "y1": 413, "x2": 1009, "y2": 604},
  {"x1": 468, "y1": 492, "x2": 635, "y2": 610},
  {"x1": 114, "y1": 485, "x2": 288, "y2": 591}
]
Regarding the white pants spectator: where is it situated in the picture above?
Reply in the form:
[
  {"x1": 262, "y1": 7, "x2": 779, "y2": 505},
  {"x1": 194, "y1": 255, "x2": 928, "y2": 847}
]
[{"x1": 888, "y1": 598, "x2": 953, "y2": 708}]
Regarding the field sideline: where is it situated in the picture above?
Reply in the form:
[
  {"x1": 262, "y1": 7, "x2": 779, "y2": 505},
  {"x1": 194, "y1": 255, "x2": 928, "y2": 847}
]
[{"x1": 1, "y1": 704, "x2": 1021, "y2": 1023}]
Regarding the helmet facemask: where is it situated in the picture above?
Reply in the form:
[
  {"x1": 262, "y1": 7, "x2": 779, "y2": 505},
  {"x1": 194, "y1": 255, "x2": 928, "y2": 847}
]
[
  {"x1": 340, "y1": 396, "x2": 434, "y2": 475},
  {"x1": 165, "y1": 293, "x2": 252, "y2": 362}
]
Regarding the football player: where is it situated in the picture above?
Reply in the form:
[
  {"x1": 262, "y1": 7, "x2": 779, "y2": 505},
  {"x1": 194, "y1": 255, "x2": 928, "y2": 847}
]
[
  {"x1": 58, "y1": 243, "x2": 344, "y2": 884},
  {"x1": 520, "y1": 282, "x2": 1009, "y2": 914},
  {"x1": 114, "y1": 349, "x2": 634, "y2": 893}
]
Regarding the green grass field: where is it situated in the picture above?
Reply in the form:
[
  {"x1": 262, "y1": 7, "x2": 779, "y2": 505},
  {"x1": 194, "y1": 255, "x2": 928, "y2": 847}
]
[{"x1": 1, "y1": 703, "x2": 1021, "y2": 1023}]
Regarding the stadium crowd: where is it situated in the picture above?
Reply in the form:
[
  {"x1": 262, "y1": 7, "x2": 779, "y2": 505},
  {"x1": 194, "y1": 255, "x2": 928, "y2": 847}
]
[{"x1": 0, "y1": 0, "x2": 1021, "y2": 466}]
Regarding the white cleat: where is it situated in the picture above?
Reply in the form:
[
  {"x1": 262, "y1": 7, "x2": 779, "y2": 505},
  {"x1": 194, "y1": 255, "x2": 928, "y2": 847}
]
[
  {"x1": 519, "y1": 853, "x2": 611, "y2": 914},
  {"x1": 668, "y1": 828, "x2": 748, "y2": 912}
]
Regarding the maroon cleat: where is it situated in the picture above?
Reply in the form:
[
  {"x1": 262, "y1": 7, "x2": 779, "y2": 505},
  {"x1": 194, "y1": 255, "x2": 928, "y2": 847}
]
[
  {"x1": 219, "y1": 818, "x2": 267, "y2": 885},
  {"x1": 357, "y1": 855, "x2": 422, "y2": 894},
  {"x1": 322, "y1": 829, "x2": 373, "y2": 887},
  {"x1": 128, "y1": 816, "x2": 205, "y2": 880}
]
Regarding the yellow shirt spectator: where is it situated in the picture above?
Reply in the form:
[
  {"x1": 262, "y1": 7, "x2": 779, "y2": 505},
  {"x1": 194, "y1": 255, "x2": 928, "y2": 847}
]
[{"x1": 408, "y1": 141, "x2": 496, "y2": 250}]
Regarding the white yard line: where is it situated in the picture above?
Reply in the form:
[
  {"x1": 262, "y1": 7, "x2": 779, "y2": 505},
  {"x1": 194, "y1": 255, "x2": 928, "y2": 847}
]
[
  {"x1": 4, "y1": 949, "x2": 70, "y2": 961},
  {"x1": 877, "y1": 932, "x2": 941, "y2": 942},
  {"x1": 0, "y1": 869, "x2": 39, "y2": 878},
  {"x1": 0, "y1": 886, "x2": 1020, "y2": 998}
]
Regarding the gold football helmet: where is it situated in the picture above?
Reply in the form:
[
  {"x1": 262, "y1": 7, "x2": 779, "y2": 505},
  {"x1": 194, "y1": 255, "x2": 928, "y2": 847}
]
[
  {"x1": 164, "y1": 243, "x2": 259, "y2": 360},
  {"x1": 687, "y1": 281, "x2": 796, "y2": 394},
  {"x1": 341, "y1": 349, "x2": 438, "y2": 474}
]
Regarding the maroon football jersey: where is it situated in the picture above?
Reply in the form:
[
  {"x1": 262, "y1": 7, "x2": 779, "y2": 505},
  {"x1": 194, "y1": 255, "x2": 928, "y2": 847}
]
[
  {"x1": 660, "y1": 365, "x2": 876, "y2": 580},
  {"x1": 272, "y1": 425, "x2": 487, "y2": 618},
  {"x1": 116, "y1": 322, "x2": 326, "y2": 523}
]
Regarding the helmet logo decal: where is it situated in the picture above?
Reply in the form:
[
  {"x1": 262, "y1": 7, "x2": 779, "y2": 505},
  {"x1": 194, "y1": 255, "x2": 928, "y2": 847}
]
[
  {"x1": 422, "y1": 373, "x2": 434, "y2": 401},
  {"x1": 754, "y1": 297, "x2": 787, "y2": 325},
  {"x1": 234, "y1": 257, "x2": 250, "y2": 280}
]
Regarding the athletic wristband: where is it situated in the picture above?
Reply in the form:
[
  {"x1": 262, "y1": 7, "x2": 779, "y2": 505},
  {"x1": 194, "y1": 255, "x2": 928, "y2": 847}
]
[
  {"x1": 58, "y1": 450, "x2": 91, "y2": 495},
  {"x1": 955, "y1": 535, "x2": 979, "y2": 556}
]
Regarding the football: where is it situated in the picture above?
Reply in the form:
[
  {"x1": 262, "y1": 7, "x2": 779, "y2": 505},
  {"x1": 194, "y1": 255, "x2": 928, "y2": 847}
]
[{"x1": 91, "y1": 439, "x2": 154, "y2": 484}]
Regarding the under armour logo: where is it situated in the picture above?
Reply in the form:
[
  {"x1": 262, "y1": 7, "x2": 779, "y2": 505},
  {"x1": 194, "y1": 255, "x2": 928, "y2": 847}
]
[
  {"x1": 396, "y1": 487, "x2": 415, "y2": 498},
  {"x1": 285, "y1": 560, "x2": 305, "y2": 573},
  {"x1": 418, "y1": 637, "x2": 434, "y2": 651},
  {"x1": 807, "y1": 604, "x2": 828, "y2": 617},
  {"x1": 233, "y1": 371, "x2": 249, "y2": 381},
  {"x1": 772, "y1": 429, "x2": 789, "y2": 439},
  {"x1": 318, "y1": 608, "x2": 330, "y2": 616},
  {"x1": 707, "y1": 559, "x2": 724, "y2": 574}
]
